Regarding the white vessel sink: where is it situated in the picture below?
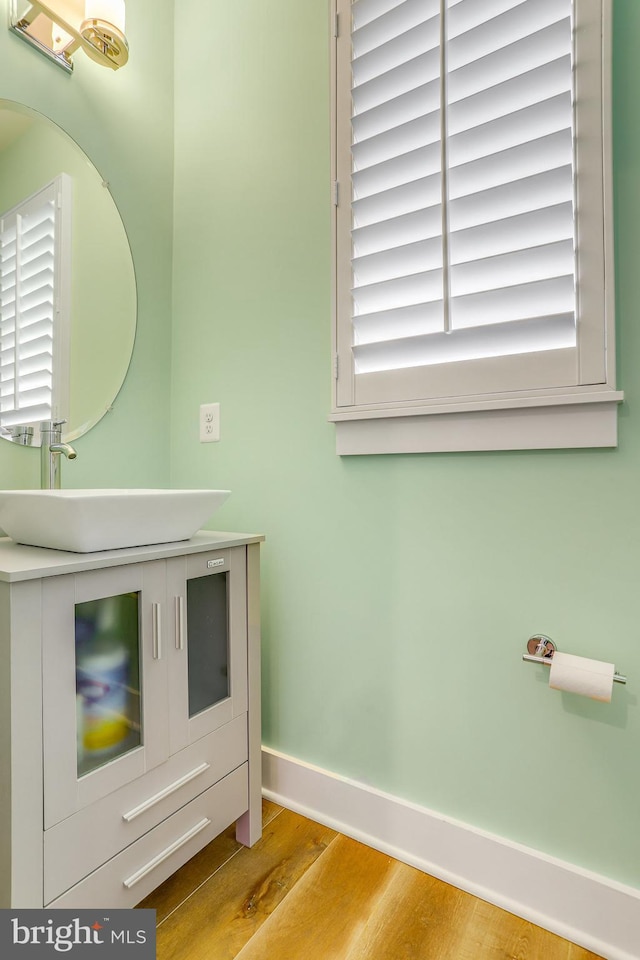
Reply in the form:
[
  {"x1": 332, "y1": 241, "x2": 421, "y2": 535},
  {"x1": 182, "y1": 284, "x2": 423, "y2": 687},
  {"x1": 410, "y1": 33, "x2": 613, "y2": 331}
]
[{"x1": 0, "y1": 488, "x2": 231, "y2": 553}]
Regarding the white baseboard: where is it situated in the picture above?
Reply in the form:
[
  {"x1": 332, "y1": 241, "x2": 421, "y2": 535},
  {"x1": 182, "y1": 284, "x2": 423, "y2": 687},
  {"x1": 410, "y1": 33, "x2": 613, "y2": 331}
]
[{"x1": 262, "y1": 746, "x2": 640, "y2": 960}]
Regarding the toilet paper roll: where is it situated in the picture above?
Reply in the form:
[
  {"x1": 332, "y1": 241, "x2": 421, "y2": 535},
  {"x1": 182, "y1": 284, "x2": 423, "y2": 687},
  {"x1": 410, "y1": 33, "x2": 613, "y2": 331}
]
[{"x1": 549, "y1": 652, "x2": 615, "y2": 702}]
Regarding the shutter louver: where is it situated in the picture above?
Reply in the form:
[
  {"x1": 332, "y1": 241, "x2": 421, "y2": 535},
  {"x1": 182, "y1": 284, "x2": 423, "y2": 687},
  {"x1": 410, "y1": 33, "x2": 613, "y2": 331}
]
[
  {"x1": 0, "y1": 185, "x2": 59, "y2": 429},
  {"x1": 349, "y1": 0, "x2": 576, "y2": 379}
]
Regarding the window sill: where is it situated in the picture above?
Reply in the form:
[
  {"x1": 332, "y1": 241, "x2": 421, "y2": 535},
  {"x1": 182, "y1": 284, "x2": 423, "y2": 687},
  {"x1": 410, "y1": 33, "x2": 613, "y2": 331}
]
[{"x1": 330, "y1": 391, "x2": 624, "y2": 455}]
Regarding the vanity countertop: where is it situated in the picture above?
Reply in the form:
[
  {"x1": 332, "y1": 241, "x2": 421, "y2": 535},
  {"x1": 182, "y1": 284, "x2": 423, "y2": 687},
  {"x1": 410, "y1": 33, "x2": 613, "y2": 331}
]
[{"x1": 0, "y1": 530, "x2": 264, "y2": 582}]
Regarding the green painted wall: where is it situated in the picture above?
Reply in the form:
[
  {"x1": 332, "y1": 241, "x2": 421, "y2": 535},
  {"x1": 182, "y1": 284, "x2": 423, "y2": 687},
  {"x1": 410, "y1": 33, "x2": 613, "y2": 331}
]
[
  {"x1": 170, "y1": 0, "x2": 640, "y2": 890},
  {"x1": 0, "y1": 0, "x2": 174, "y2": 488}
]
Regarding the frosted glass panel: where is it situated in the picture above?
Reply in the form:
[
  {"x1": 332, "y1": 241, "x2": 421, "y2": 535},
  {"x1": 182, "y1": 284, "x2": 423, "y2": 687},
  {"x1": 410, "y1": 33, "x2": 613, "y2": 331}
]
[
  {"x1": 75, "y1": 592, "x2": 141, "y2": 778},
  {"x1": 187, "y1": 572, "x2": 229, "y2": 718}
]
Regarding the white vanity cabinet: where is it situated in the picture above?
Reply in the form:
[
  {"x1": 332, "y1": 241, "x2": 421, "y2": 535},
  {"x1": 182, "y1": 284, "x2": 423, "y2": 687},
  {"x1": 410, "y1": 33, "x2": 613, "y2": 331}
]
[{"x1": 0, "y1": 531, "x2": 262, "y2": 910}]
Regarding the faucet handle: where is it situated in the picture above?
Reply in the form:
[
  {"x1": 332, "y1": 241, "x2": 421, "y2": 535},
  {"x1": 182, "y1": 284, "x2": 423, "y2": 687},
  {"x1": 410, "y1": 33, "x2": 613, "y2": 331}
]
[{"x1": 39, "y1": 419, "x2": 67, "y2": 432}]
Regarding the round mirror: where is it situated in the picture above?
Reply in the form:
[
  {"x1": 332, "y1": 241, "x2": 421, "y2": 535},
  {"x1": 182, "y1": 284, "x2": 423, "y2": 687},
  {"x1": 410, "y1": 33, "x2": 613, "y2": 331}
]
[{"x1": 0, "y1": 100, "x2": 136, "y2": 445}]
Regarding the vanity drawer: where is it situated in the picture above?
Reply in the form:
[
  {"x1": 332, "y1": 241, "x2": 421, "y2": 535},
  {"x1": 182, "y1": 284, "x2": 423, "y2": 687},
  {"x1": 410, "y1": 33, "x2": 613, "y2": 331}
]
[
  {"x1": 46, "y1": 764, "x2": 248, "y2": 908},
  {"x1": 44, "y1": 714, "x2": 247, "y2": 904}
]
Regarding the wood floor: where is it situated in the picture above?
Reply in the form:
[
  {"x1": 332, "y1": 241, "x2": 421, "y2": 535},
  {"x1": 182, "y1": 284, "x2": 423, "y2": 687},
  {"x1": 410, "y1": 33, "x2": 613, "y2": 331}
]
[{"x1": 139, "y1": 801, "x2": 603, "y2": 960}]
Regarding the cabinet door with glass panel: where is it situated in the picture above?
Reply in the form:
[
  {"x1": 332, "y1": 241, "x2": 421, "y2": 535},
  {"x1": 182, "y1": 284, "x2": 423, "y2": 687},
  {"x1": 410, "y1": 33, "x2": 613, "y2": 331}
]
[
  {"x1": 41, "y1": 561, "x2": 169, "y2": 829},
  {"x1": 165, "y1": 547, "x2": 248, "y2": 755}
]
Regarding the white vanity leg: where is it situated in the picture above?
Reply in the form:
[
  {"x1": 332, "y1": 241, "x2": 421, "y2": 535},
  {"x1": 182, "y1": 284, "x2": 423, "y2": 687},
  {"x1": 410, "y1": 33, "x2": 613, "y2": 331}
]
[{"x1": 236, "y1": 542, "x2": 262, "y2": 847}]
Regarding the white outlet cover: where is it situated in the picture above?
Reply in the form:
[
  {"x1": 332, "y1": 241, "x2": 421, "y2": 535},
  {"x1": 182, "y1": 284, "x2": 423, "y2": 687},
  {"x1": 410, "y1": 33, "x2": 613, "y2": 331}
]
[{"x1": 199, "y1": 403, "x2": 220, "y2": 442}]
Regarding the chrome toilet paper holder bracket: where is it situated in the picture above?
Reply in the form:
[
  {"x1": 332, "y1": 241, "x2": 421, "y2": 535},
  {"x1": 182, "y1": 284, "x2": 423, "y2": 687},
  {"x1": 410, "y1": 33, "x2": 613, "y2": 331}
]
[{"x1": 522, "y1": 634, "x2": 627, "y2": 685}]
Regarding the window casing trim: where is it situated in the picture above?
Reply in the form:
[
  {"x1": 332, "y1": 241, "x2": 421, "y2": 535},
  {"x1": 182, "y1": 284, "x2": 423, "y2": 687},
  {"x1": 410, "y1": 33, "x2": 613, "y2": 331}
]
[
  {"x1": 330, "y1": 0, "x2": 620, "y2": 455},
  {"x1": 334, "y1": 399, "x2": 620, "y2": 455},
  {"x1": 329, "y1": 386, "x2": 623, "y2": 422}
]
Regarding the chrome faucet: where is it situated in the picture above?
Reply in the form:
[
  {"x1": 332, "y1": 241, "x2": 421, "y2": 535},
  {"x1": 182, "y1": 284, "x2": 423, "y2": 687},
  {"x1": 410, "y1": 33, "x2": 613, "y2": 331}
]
[{"x1": 40, "y1": 420, "x2": 77, "y2": 489}]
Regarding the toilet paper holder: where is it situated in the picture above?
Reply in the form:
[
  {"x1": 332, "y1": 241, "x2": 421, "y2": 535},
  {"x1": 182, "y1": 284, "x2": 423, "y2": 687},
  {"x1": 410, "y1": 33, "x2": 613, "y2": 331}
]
[{"x1": 522, "y1": 635, "x2": 627, "y2": 684}]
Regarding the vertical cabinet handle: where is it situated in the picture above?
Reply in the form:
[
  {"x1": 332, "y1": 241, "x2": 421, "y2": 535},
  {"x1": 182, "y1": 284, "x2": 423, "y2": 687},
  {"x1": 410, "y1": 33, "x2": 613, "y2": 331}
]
[
  {"x1": 152, "y1": 602, "x2": 162, "y2": 660},
  {"x1": 175, "y1": 595, "x2": 185, "y2": 650}
]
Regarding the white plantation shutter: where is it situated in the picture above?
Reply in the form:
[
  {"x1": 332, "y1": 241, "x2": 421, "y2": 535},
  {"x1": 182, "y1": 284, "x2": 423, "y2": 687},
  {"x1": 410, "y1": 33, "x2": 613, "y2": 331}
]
[
  {"x1": 332, "y1": 0, "x2": 620, "y2": 451},
  {"x1": 0, "y1": 176, "x2": 71, "y2": 431},
  {"x1": 350, "y1": 0, "x2": 445, "y2": 367},
  {"x1": 446, "y1": 0, "x2": 574, "y2": 350}
]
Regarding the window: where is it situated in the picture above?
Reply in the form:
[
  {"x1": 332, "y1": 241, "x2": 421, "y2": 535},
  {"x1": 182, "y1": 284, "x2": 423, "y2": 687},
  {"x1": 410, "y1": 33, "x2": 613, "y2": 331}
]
[
  {"x1": 0, "y1": 174, "x2": 71, "y2": 438},
  {"x1": 331, "y1": 0, "x2": 622, "y2": 454}
]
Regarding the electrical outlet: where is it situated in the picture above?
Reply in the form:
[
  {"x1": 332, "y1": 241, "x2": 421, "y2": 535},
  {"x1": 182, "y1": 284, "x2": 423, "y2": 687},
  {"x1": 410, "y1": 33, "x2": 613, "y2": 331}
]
[{"x1": 199, "y1": 403, "x2": 220, "y2": 442}]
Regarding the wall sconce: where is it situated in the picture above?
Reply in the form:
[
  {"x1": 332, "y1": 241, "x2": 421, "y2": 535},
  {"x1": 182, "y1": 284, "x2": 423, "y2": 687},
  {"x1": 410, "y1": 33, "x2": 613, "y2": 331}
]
[{"x1": 9, "y1": 0, "x2": 128, "y2": 73}]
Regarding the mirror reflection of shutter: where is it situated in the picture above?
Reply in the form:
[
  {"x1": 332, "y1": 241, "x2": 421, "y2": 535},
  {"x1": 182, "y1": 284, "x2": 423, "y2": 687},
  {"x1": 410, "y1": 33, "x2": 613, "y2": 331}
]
[
  {"x1": 0, "y1": 174, "x2": 71, "y2": 432},
  {"x1": 348, "y1": 0, "x2": 578, "y2": 404}
]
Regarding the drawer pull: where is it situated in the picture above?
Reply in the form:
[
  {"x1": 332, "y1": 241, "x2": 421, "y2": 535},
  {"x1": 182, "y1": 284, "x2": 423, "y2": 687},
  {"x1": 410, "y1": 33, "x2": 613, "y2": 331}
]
[
  {"x1": 152, "y1": 602, "x2": 162, "y2": 660},
  {"x1": 175, "y1": 595, "x2": 185, "y2": 650},
  {"x1": 122, "y1": 818, "x2": 211, "y2": 889},
  {"x1": 122, "y1": 762, "x2": 211, "y2": 823}
]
